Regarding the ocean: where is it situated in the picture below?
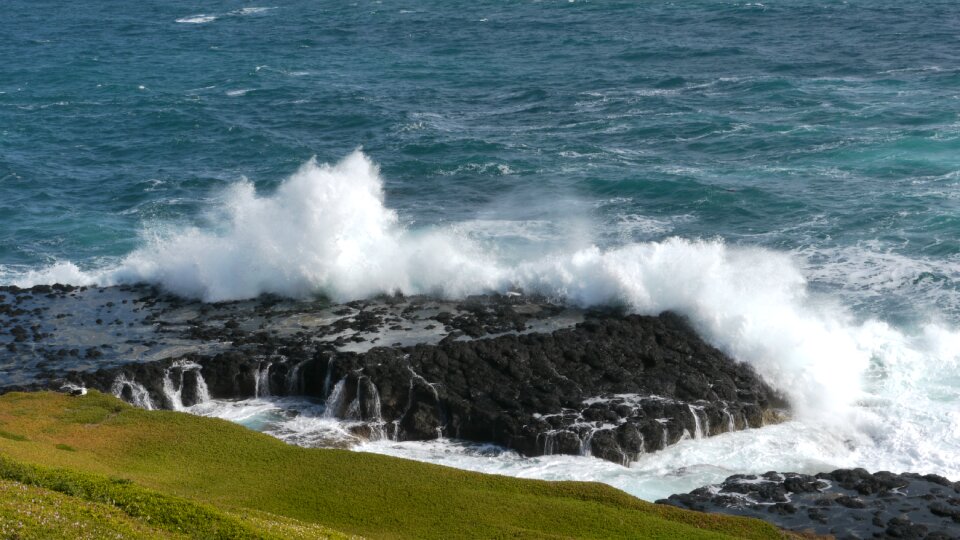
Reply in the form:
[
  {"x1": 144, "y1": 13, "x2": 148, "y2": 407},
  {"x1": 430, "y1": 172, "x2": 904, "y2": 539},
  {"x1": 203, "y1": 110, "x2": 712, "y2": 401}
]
[{"x1": 2, "y1": 0, "x2": 959, "y2": 500}]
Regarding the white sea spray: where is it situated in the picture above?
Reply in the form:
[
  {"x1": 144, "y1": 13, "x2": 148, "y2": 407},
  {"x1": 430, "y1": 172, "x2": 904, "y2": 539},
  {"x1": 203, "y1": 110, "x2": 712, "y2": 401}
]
[{"x1": 13, "y1": 151, "x2": 960, "y2": 489}]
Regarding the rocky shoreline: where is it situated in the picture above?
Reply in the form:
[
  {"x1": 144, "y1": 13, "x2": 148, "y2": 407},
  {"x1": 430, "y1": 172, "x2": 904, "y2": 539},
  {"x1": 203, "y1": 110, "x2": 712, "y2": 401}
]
[
  {"x1": 660, "y1": 469, "x2": 960, "y2": 539},
  {"x1": 0, "y1": 283, "x2": 786, "y2": 464},
  {"x1": 2, "y1": 283, "x2": 958, "y2": 537}
]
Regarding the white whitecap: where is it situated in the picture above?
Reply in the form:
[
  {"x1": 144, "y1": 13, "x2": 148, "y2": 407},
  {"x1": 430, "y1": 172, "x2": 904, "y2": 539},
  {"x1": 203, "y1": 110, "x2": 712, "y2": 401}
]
[
  {"x1": 231, "y1": 7, "x2": 276, "y2": 16},
  {"x1": 8, "y1": 151, "x2": 960, "y2": 484},
  {"x1": 5, "y1": 261, "x2": 99, "y2": 288},
  {"x1": 176, "y1": 14, "x2": 217, "y2": 24}
]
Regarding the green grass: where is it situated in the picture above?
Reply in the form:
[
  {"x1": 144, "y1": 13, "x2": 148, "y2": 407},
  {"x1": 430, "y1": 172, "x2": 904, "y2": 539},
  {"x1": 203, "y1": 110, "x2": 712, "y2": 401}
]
[
  {"x1": 0, "y1": 391, "x2": 792, "y2": 539},
  {"x1": 0, "y1": 458, "x2": 348, "y2": 540},
  {"x1": 0, "y1": 456, "x2": 266, "y2": 539},
  {"x1": 0, "y1": 478, "x2": 184, "y2": 539}
]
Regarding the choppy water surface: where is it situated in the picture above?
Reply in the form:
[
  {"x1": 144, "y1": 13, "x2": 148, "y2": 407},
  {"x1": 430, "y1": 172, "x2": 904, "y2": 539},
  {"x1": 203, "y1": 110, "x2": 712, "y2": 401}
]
[{"x1": 3, "y1": 0, "x2": 960, "y2": 498}]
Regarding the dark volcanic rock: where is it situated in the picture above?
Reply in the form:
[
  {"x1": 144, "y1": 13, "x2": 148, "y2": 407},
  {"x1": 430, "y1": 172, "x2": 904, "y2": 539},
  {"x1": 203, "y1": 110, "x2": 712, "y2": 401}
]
[
  {"x1": 1, "y1": 285, "x2": 787, "y2": 465},
  {"x1": 659, "y1": 469, "x2": 960, "y2": 539},
  {"x1": 407, "y1": 312, "x2": 778, "y2": 458},
  {"x1": 79, "y1": 310, "x2": 786, "y2": 464}
]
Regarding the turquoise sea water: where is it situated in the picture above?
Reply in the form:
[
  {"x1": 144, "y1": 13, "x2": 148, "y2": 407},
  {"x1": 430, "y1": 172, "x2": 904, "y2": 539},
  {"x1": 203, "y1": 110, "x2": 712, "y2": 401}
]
[
  {"x1": 3, "y1": 0, "x2": 960, "y2": 489},
  {"x1": 4, "y1": 0, "x2": 960, "y2": 319}
]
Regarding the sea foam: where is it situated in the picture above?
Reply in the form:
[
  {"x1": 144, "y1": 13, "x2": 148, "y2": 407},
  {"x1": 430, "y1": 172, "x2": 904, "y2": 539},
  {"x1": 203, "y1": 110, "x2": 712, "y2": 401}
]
[
  {"x1": 111, "y1": 151, "x2": 502, "y2": 302},
  {"x1": 107, "y1": 151, "x2": 865, "y2": 420},
  {"x1": 176, "y1": 14, "x2": 217, "y2": 24}
]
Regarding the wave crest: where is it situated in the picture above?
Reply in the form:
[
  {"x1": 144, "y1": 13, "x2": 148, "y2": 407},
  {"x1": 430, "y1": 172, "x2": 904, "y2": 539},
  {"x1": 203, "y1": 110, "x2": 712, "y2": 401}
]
[{"x1": 8, "y1": 152, "x2": 960, "y2": 463}]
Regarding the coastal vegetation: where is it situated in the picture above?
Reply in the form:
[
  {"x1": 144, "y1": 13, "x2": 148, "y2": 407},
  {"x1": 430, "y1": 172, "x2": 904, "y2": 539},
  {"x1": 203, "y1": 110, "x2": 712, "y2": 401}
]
[{"x1": 0, "y1": 391, "x2": 790, "y2": 539}]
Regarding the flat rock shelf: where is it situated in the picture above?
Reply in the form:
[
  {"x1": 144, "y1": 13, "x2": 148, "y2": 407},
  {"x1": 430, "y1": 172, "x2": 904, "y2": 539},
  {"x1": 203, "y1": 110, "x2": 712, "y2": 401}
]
[
  {"x1": 0, "y1": 283, "x2": 786, "y2": 465},
  {"x1": 5, "y1": 284, "x2": 959, "y2": 538}
]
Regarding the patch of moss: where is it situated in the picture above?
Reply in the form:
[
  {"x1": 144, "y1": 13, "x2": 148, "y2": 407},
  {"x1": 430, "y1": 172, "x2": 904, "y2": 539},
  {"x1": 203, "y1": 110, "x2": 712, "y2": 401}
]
[
  {"x1": 0, "y1": 429, "x2": 27, "y2": 441},
  {"x1": 55, "y1": 443, "x2": 76, "y2": 452},
  {"x1": 56, "y1": 395, "x2": 123, "y2": 424},
  {"x1": 0, "y1": 391, "x2": 792, "y2": 539}
]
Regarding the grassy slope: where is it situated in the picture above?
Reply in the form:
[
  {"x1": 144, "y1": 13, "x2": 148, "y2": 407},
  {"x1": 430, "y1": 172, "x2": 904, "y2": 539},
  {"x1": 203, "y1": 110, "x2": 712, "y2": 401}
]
[
  {"x1": 0, "y1": 456, "x2": 349, "y2": 540},
  {"x1": 0, "y1": 391, "x2": 788, "y2": 539},
  {"x1": 0, "y1": 478, "x2": 186, "y2": 539}
]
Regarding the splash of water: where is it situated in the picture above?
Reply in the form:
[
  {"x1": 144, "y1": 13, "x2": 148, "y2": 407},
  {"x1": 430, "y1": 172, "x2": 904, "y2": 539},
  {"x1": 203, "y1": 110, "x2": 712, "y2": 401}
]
[
  {"x1": 161, "y1": 360, "x2": 211, "y2": 410},
  {"x1": 111, "y1": 374, "x2": 154, "y2": 410},
  {"x1": 11, "y1": 151, "x2": 960, "y2": 480}
]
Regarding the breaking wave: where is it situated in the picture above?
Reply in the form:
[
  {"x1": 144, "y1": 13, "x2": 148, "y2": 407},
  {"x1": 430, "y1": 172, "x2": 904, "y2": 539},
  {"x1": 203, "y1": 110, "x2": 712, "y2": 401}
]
[{"x1": 8, "y1": 151, "x2": 960, "y2": 476}]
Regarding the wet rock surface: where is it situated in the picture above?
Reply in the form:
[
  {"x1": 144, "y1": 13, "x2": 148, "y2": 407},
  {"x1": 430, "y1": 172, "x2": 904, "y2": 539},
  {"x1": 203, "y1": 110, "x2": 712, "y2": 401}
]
[
  {"x1": 659, "y1": 469, "x2": 960, "y2": 539},
  {"x1": 1, "y1": 284, "x2": 786, "y2": 465}
]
